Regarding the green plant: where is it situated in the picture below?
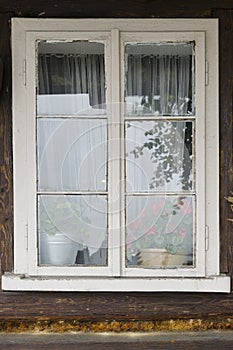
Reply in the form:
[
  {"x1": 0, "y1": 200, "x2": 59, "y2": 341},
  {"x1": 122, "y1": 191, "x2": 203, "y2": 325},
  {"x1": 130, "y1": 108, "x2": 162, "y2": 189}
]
[{"x1": 39, "y1": 196, "x2": 90, "y2": 240}]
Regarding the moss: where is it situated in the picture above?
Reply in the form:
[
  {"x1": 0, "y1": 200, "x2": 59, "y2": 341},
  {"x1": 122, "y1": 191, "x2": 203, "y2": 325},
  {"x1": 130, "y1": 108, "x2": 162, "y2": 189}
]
[{"x1": 0, "y1": 318, "x2": 232, "y2": 333}]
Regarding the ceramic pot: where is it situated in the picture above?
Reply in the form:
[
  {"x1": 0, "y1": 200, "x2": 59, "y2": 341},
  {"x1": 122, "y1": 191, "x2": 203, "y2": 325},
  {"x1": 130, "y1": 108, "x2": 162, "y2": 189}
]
[{"x1": 39, "y1": 231, "x2": 79, "y2": 265}]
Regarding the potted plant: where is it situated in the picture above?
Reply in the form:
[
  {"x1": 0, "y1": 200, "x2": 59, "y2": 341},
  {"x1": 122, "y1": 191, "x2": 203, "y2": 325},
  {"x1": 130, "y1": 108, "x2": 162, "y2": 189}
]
[
  {"x1": 126, "y1": 196, "x2": 193, "y2": 267},
  {"x1": 38, "y1": 196, "x2": 90, "y2": 266}
]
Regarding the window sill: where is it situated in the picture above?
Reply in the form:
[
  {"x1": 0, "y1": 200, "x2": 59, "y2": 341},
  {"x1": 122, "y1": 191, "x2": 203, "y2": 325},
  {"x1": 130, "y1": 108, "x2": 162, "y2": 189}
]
[{"x1": 2, "y1": 273, "x2": 231, "y2": 292}]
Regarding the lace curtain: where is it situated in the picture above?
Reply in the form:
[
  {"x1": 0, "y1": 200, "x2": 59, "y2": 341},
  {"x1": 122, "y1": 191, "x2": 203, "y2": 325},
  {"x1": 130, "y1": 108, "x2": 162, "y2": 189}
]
[
  {"x1": 37, "y1": 50, "x2": 193, "y2": 265},
  {"x1": 38, "y1": 53, "x2": 106, "y2": 108},
  {"x1": 38, "y1": 52, "x2": 192, "y2": 115},
  {"x1": 126, "y1": 54, "x2": 192, "y2": 115}
]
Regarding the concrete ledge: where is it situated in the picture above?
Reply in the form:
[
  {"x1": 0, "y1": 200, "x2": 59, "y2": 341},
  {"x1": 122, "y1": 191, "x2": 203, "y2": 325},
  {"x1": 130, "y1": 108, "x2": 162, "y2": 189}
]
[{"x1": 0, "y1": 331, "x2": 233, "y2": 349}]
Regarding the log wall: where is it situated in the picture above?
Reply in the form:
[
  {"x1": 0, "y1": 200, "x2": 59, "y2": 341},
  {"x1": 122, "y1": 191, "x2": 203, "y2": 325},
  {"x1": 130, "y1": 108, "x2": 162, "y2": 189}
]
[{"x1": 0, "y1": 2, "x2": 232, "y2": 342}]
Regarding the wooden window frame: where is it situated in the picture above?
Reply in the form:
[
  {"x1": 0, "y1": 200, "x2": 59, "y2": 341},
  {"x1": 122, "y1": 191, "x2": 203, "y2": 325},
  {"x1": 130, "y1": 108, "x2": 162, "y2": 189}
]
[{"x1": 2, "y1": 18, "x2": 230, "y2": 292}]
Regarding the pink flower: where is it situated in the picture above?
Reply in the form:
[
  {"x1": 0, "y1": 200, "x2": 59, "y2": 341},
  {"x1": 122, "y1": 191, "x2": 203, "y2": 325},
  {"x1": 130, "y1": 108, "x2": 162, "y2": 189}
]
[
  {"x1": 129, "y1": 220, "x2": 142, "y2": 231},
  {"x1": 146, "y1": 227, "x2": 155, "y2": 236},
  {"x1": 179, "y1": 230, "x2": 186, "y2": 239},
  {"x1": 152, "y1": 200, "x2": 164, "y2": 216}
]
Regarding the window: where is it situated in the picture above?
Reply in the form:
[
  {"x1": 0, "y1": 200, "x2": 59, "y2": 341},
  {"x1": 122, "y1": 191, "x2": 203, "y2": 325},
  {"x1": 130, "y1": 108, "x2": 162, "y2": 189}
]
[{"x1": 3, "y1": 18, "x2": 230, "y2": 292}]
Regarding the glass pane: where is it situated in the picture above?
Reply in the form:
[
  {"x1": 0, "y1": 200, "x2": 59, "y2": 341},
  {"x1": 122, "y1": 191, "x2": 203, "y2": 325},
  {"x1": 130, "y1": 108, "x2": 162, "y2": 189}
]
[
  {"x1": 126, "y1": 196, "x2": 194, "y2": 268},
  {"x1": 126, "y1": 121, "x2": 193, "y2": 192},
  {"x1": 125, "y1": 43, "x2": 194, "y2": 116},
  {"x1": 37, "y1": 119, "x2": 107, "y2": 192},
  {"x1": 38, "y1": 195, "x2": 107, "y2": 266},
  {"x1": 37, "y1": 41, "x2": 106, "y2": 115}
]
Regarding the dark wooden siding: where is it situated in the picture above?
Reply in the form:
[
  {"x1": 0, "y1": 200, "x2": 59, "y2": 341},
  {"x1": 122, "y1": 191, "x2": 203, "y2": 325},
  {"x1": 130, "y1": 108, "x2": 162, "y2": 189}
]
[
  {"x1": 0, "y1": 13, "x2": 13, "y2": 287},
  {"x1": 0, "y1": 1, "x2": 233, "y2": 332}
]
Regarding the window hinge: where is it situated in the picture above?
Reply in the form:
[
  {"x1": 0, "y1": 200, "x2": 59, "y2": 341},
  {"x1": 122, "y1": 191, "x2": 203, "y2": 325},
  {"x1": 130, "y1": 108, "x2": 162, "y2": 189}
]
[
  {"x1": 205, "y1": 225, "x2": 209, "y2": 251},
  {"x1": 25, "y1": 224, "x2": 28, "y2": 251},
  {"x1": 23, "y1": 59, "x2": 27, "y2": 86},
  {"x1": 205, "y1": 60, "x2": 209, "y2": 86}
]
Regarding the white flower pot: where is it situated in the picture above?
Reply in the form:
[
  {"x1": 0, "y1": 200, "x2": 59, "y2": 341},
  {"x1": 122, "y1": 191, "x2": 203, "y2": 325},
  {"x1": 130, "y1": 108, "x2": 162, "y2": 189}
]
[{"x1": 39, "y1": 232, "x2": 79, "y2": 265}]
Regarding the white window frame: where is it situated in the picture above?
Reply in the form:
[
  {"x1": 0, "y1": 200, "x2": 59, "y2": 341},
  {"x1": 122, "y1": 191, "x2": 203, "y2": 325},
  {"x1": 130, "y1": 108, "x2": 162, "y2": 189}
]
[{"x1": 2, "y1": 18, "x2": 230, "y2": 292}]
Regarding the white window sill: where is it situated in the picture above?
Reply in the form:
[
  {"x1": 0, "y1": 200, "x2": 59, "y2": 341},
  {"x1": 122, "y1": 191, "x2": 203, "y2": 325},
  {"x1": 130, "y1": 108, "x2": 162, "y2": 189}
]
[{"x1": 2, "y1": 273, "x2": 231, "y2": 292}]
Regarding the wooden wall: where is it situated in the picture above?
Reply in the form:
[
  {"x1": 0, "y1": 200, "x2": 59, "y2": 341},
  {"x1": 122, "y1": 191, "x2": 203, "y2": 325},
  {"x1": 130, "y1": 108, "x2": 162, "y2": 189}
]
[{"x1": 0, "y1": 0, "x2": 233, "y2": 330}]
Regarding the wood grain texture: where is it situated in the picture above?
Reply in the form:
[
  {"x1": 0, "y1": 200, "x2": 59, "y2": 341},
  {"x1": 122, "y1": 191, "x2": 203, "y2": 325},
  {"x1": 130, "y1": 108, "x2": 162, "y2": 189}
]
[
  {"x1": 0, "y1": 0, "x2": 215, "y2": 18},
  {"x1": 214, "y1": 9, "x2": 233, "y2": 275},
  {"x1": 0, "y1": 14, "x2": 13, "y2": 289},
  {"x1": 0, "y1": 292, "x2": 232, "y2": 321}
]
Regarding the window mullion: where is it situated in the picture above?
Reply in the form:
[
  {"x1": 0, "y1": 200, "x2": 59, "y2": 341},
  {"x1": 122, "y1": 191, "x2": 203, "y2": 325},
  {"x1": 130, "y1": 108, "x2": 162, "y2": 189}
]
[{"x1": 108, "y1": 29, "x2": 121, "y2": 276}]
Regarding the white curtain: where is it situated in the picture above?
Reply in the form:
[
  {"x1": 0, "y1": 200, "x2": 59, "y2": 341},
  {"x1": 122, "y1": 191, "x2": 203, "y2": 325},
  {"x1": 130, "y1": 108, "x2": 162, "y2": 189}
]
[
  {"x1": 39, "y1": 52, "x2": 192, "y2": 115},
  {"x1": 37, "y1": 51, "x2": 193, "y2": 265},
  {"x1": 125, "y1": 53, "x2": 194, "y2": 264},
  {"x1": 38, "y1": 53, "x2": 105, "y2": 108},
  {"x1": 38, "y1": 54, "x2": 107, "y2": 265},
  {"x1": 126, "y1": 54, "x2": 192, "y2": 115}
]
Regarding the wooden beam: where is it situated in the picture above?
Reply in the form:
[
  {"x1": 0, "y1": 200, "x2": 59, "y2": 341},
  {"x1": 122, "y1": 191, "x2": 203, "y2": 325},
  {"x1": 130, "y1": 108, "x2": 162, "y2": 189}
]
[
  {"x1": 213, "y1": 9, "x2": 233, "y2": 276},
  {"x1": 0, "y1": 14, "x2": 13, "y2": 289},
  {"x1": 0, "y1": 1, "x2": 214, "y2": 18},
  {"x1": 0, "y1": 292, "x2": 233, "y2": 321}
]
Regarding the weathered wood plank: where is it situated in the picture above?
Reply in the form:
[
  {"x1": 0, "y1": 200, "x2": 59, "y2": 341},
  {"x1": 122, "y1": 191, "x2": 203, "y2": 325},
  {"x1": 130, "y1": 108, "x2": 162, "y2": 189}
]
[
  {"x1": 0, "y1": 0, "x2": 214, "y2": 18},
  {"x1": 0, "y1": 292, "x2": 232, "y2": 321},
  {"x1": 213, "y1": 9, "x2": 233, "y2": 275},
  {"x1": 0, "y1": 14, "x2": 13, "y2": 289}
]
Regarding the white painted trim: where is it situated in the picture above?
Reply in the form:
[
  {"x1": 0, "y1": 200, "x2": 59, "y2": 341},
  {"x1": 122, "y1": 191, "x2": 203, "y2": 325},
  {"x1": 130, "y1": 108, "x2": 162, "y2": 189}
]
[
  {"x1": 26, "y1": 32, "x2": 38, "y2": 275},
  {"x1": 192, "y1": 31, "x2": 206, "y2": 277},
  {"x1": 108, "y1": 28, "x2": 122, "y2": 276},
  {"x1": 120, "y1": 31, "x2": 206, "y2": 278},
  {"x1": 12, "y1": 18, "x2": 218, "y2": 33},
  {"x1": 12, "y1": 18, "x2": 28, "y2": 274},
  {"x1": 2, "y1": 274, "x2": 230, "y2": 293},
  {"x1": 204, "y1": 22, "x2": 220, "y2": 276},
  {"x1": 32, "y1": 266, "x2": 114, "y2": 276},
  {"x1": 10, "y1": 18, "x2": 223, "y2": 291}
]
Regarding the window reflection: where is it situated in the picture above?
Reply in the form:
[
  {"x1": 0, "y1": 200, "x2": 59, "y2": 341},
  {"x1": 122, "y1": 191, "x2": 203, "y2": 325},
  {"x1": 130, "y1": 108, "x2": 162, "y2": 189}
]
[{"x1": 126, "y1": 121, "x2": 193, "y2": 192}]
